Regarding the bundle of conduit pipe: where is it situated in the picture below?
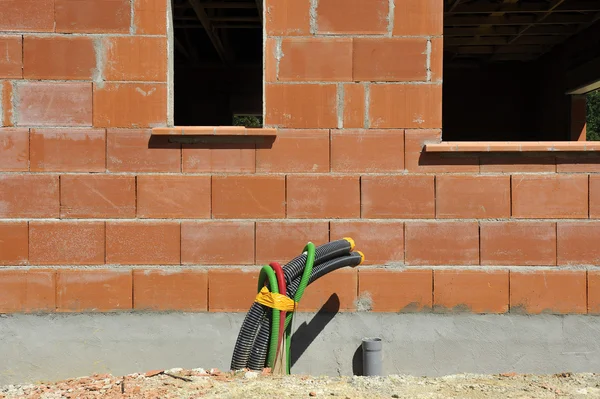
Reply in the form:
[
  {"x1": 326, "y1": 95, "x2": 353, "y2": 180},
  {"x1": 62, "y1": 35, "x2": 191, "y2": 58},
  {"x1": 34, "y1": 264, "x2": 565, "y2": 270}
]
[{"x1": 230, "y1": 238, "x2": 364, "y2": 374}]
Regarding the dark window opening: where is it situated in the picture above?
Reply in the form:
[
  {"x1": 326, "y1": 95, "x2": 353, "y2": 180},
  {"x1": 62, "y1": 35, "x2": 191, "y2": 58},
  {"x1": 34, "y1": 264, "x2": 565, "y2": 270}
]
[
  {"x1": 443, "y1": 0, "x2": 600, "y2": 141},
  {"x1": 172, "y1": 0, "x2": 263, "y2": 127},
  {"x1": 588, "y1": 88, "x2": 600, "y2": 140}
]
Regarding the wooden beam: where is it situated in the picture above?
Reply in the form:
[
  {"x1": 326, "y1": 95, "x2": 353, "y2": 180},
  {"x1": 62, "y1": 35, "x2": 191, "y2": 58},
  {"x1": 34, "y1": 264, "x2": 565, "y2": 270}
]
[
  {"x1": 446, "y1": 0, "x2": 462, "y2": 12},
  {"x1": 187, "y1": 0, "x2": 233, "y2": 63},
  {"x1": 511, "y1": 35, "x2": 564, "y2": 45},
  {"x1": 448, "y1": 1, "x2": 600, "y2": 14},
  {"x1": 446, "y1": 36, "x2": 564, "y2": 46},
  {"x1": 505, "y1": 0, "x2": 568, "y2": 45},
  {"x1": 444, "y1": 26, "x2": 519, "y2": 36},
  {"x1": 174, "y1": 37, "x2": 190, "y2": 59},
  {"x1": 177, "y1": 2, "x2": 256, "y2": 8},
  {"x1": 176, "y1": 23, "x2": 261, "y2": 29},
  {"x1": 182, "y1": 27, "x2": 200, "y2": 63},
  {"x1": 446, "y1": 37, "x2": 509, "y2": 46},
  {"x1": 444, "y1": 25, "x2": 577, "y2": 36},
  {"x1": 489, "y1": 53, "x2": 541, "y2": 62},
  {"x1": 445, "y1": 13, "x2": 588, "y2": 26},
  {"x1": 210, "y1": 16, "x2": 260, "y2": 22},
  {"x1": 449, "y1": 45, "x2": 545, "y2": 55},
  {"x1": 255, "y1": 0, "x2": 263, "y2": 22}
]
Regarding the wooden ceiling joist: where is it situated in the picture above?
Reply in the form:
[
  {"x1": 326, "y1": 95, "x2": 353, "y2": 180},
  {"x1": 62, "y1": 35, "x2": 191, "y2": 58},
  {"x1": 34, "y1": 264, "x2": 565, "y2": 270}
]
[
  {"x1": 448, "y1": 1, "x2": 600, "y2": 14},
  {"x1": 445, "y1": 13, "x2": 590, "y2": 26},
  {"x1": 187, "y1": 0, "x2": 233, "y2": 63},
  {"x1": 443, "y1": 0, "x2": 600, "y2": 63},
  {"x1": 446, "y1": 35, "x2": 563, "y2": 46}
]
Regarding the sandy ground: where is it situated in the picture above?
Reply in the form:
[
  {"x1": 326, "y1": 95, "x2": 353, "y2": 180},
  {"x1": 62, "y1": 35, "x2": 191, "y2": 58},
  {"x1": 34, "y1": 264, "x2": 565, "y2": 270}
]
[{"x1": 2, "y1": 368, "x2": 600, "y2": 398}]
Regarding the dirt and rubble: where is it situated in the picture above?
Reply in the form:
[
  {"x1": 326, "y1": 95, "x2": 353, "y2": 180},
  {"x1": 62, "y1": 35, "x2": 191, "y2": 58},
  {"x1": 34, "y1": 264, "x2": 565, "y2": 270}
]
[{"x1": 2, "y1": 368, "x2": 600, "y2": 398}]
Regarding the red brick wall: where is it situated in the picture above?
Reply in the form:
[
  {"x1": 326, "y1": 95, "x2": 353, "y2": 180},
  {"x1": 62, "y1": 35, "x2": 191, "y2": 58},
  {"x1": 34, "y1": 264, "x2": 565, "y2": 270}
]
[{"x1": 1, "y1": 0, "x2": 600, "y2": 316}]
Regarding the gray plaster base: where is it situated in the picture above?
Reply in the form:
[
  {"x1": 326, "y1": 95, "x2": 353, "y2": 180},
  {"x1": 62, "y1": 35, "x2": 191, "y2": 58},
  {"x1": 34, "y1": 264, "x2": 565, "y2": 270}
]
[{"x1": 2, "y1": 313, "x2": 600, "y2": 385}]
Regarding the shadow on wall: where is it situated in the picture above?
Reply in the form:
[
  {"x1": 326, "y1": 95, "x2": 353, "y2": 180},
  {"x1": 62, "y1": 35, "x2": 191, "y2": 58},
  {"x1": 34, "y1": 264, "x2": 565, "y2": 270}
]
[
  {"x1": 148, "y1": 135, "x2": 275, "y2": 149},
  {"x1": 290, "y1": 294, "x2": 340, "y2": 368}
]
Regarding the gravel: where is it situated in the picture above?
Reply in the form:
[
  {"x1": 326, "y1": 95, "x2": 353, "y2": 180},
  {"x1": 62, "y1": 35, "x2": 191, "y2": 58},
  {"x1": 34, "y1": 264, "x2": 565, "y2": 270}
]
[{"x1": 2, "y1": 369, "x2": 600, "y2": 398}]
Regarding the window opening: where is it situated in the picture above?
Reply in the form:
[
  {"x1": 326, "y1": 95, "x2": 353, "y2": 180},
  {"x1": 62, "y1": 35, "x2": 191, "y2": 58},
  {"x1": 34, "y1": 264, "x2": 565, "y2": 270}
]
[
  {"x1": 172, "y1": 0, "x2": 263, "y2": 127},
  {"x1": 443, "y1": 0, "x2": 600, "y2": 141}
]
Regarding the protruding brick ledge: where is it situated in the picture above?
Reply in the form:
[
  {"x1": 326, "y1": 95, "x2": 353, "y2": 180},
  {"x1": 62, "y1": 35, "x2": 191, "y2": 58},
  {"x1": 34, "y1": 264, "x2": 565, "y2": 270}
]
[
  {"x1": 152, "y1": 126, "x2": 277, "y2": 136},
  {"x1": 425, "y1": 141, "x2": 599, "y2": 152}
]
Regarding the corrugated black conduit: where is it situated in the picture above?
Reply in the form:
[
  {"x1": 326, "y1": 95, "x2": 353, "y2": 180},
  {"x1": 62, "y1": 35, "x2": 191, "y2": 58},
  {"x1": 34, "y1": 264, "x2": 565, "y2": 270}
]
[
  {"x1": 230, "y1": 239, "x2": 361, "y2": 371},
  {"x1": 246, "y1": 252, "x2": 364, "y2": 370}
]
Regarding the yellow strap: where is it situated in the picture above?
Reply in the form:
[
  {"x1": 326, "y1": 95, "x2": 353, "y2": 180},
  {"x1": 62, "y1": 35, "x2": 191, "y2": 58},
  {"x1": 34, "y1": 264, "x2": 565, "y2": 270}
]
[{"x1": 255, "y1": 286, "x2": 297, "y2": 312}]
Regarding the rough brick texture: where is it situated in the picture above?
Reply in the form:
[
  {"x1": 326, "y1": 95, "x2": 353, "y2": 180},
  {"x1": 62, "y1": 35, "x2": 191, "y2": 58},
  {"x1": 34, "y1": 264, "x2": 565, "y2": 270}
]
[{"x1": 0, "y1": 0, "x2": 598, "y2": 316}]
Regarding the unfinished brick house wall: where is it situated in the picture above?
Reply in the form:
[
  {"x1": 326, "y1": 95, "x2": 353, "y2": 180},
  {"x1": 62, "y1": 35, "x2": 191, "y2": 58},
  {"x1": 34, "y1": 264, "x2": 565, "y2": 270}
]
[{"x1": 1, "y1": 0, "x2": 600, "y2": 318}]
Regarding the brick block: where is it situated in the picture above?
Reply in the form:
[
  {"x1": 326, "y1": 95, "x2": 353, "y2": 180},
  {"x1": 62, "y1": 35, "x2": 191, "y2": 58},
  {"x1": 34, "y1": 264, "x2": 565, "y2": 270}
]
[
  {"x1": 287, "y1": 175, "x2": 360, "y2": 218},
  {"x1": 0, "y1": 222, "x2": 28, "y2": 265},
  {"x1": 510, "y1": 271, "x2": 587, "y2": 314},
  {"x1": 256, "y1": 130, "x2": 329, "y2": 173},
  {"x1": 330, "y1": 221, "x2": 404, "y2": 265},
  {"x1": 133, "y1": 270, "x2": 208, "y2": 311},
  {"x1": 317, "y1": 0, "x2": 388, "y2": 34},
  {"x1": 300, "y1": 269, "x2": 358, "y2": 312},
  {"x1": 60, "y1": 175, "x2": 136, "y2": 218},
  {"x1": 434, "y1": 270, "x2": 509, "y2": 314},
  {"x1": 436, "y1": 176, "x2": 510, "y2": 218},
  {"x1": 557, "y1": 222, "x2": 600, "y2": 265},
  {"x1": 265, "y1": 0, "x2": 310, "y2": 35},
  {"x1": 0, "y1": 128, "x2": 29, "y2": 171},
  {"x1": 106, "y1": 222, "x2": 180, "y2": 265},
  {"x1": 331, "y1": 129, "x2": 404, "y2": 172},
  {"x1": 208, "y1": 269, "x2": 259, "y2": 312},
  {"x1": 512, "y1": 175, "x2": 588, "y2": 218},
  {"x1": 430, "y1": 38, "x2": 443, "y2": 82},
  {"x1": 107, "y1": 129, "x2": 180, "y2": 172},
  {"x1": 0, "y1": 175, "x2": 59, "y2": 218},
  {"x1": 134, "y1": 0, "x2": 167, "y2": 35},
  {"x1": 181, "y1": 221, "x2": 255, "y2": 265},
  {"x1": 343, "y1": 84, "x2": 365, "y2": 128},
  {"x1": 369, "y1": 84, "x2": 442, "y2": 129},
  {"x1": 361, "y1": 176, "x2": 435, "y2": 218},
  {"x1": 2, "y1": 81, "x2": 14, "y2": 126},
  {"x1": 480, "y1": 154, "x2": 556, "y2": 173},
  {"x1": 57, "y1": 269, "x2": 132, "y2": 312},
  {"x1": 353, "y1": 39, "x2": 428, "y2": 82},
  {"x1": 481, "y1": 222, "x2": 556, "y2": 266},
  {"x1": 15, "y1": 82, "x2": 92, "y2": 127},
  {"x1": 590, "y1": 176, "x2": 600, "y2": 218},
  {"x1": 0, "y1": 270, "x2": 55, "y2": 313},
  {"x1": 265, "y1": 84, "x2": 337, "y2": 128},
  {"x1": 588, "y1": 271, "x2": 600, "y2": 314},
  {"x1": 183, "y1": 142, "x2": 255, "y2": 173},
  {"x1": 30, "y1": 129, "x2": 106, "y2": 172},
  {"x1": 265, "y1": 38, "x2": 277, "y2": 82},
  {"x1": 255, "y1": 221, "x2": 329, "y2": 264},
  {"x1": 103, "y1": 37, "x2": 167, "y2": 81},
  {"x1": 358, "y1": 269, "x2": 431, "y2": 312},
  {"x1": 93, "y1": 83, "x2": 167, "y2": 128},
  {"x1": 405, "y1": 129, "x2": 479, "y2": 173},
  {"x1": 212, "y1": 176, "x2": 285, "y2": 219},
  {"x1": 29, "y1": 222, "x2": 105, "y2": 265},
  {"x1": 393, "y1": 0, "x2": 443, "y2": 36},
  {"x1": 137, "y1": 175, "x2": 211, "y2": 219},
  {"x1": 405, "y1": 222, "x2": 479, "y2": 265},
  {"x1": 0, "y1": 36, "x2": 23, "y2": 78},
  {"x1": 23, "y1": 36, "x2": 96, "y2": 80},
  {"x1": 0, "y1": 0, "x2": 54, "y2": 32},
  {"x1": 55, "y1": 0, "x2": 131, "y2": 33},
  {"x1": 279, "y1": 38, "x2": 353, "y2": 81}
]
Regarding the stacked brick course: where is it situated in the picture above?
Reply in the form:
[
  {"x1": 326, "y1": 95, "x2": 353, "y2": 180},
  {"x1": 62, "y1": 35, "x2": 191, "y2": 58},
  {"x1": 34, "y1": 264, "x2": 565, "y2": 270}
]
[{"x1": 1, "y1": 0, "x2": 600, "y2": 316}]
